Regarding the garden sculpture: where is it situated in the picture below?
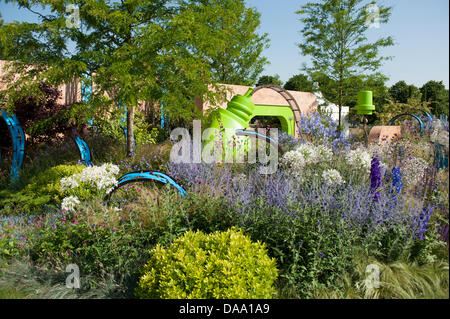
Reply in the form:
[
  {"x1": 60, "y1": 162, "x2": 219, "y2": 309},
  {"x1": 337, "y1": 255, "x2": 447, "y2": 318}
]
[
  {"x1": 0, "y1": 110, "x2": 25, "y2": 183},
  {"x1": 388, "y1": 113, "x2": 424, "y2": 135}
]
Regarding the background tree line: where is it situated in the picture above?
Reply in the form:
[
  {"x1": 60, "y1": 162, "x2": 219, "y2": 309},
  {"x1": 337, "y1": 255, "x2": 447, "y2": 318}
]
[{"x1": 256, "y1": 72, "x2": 448, "y2": 121}]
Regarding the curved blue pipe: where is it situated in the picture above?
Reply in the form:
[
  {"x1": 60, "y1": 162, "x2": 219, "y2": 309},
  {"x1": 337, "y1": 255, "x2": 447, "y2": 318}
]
[
  {"x1": 74, "y1": 136, "x2": 93, "y2": 166},
  {"x1": 235, "y1": 129, "x2": 277, "y2": 144},
  {"x1": 388, "y1": 113, "x2": 424, "y2": 135},
  {"x1": 1, "y1": 110, "x2": 25, "y2": 182},
  {"x1": 120, "y1": 126, "x2": 136, "y2": 154},
  {"x1": 418, "y1": 110, "x2": 433, "y2": 122},
  {"x1": 106, "y1": 170, "x2": 188, "y2": 199},
  {"x1": 235, "y1": 129, "x2": 284, "y2": 156}
]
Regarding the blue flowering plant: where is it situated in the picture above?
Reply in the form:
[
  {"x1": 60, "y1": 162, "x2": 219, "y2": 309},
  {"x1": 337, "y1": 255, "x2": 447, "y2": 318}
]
[{"x1": 297, "y1": 111, "x2": 351, "y2": 152}]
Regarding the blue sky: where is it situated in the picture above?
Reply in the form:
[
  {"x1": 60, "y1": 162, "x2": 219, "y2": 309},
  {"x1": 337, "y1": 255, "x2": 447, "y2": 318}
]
[
  {"x1": 1, "y1": 0, "x2": 448, "y2": 88},
  {"x1": 245, "y1": 0, "x2": 449, "y2": 88}
]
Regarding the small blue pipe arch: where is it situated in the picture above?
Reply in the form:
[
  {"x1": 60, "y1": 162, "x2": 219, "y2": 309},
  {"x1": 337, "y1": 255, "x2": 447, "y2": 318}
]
[
  {"x1": 235, "y1": 129, "x2": 285, "y2": 156},
  {"x1": 388, "y1": 113, "x2": 424, "y2": 135},
  {"x1": 104, "y1": 170, "x2": 188, "y2": 200},
  {"x1": 1, "y1": 110, "x2": 25, "y2": 182},
  {"x1": 73, "y1": 135, "x2": 93, "y2": 166},
  {"x1": 420, "y1": 110, "x2": 433, "y2": 122}
]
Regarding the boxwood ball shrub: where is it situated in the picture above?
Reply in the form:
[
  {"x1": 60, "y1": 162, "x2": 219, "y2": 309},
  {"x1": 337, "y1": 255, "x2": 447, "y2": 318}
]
[{"x1": 136, "y1": 228, "x2": 278, "y2": 299}]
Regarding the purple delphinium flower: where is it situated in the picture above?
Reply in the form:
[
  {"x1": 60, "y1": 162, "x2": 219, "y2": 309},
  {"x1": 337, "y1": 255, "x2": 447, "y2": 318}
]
[
  {"x1": 389, "y1": 166, "x2": 402, "y2": 199},
  {"x1": 370, "y1": 156, "x2": 383, "y2": 202},
  {"x1": 416, "y1": 205, "x2": 434, "y2": 240}
]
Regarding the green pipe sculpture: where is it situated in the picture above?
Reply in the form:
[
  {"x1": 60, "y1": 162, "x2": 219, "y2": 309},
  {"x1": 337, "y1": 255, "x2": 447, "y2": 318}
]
[{"x1": 206, "y1": 86, "x2": 299, "y2": 160}]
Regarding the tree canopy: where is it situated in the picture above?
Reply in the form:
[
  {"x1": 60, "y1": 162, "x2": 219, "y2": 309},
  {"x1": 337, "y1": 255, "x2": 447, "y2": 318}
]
[
  {"x1": 256, "y1": 74, "x2": 283, "y2": 87},
  {"x1": 420, "y1": 80, "x2": 449, "y2": 116},
  {"x1": 0, "y1": 0, "x2": 269, "y2": 155},
  {"x1": 297, "y1": 0, "x2": 394, "y2": 127},
  {"x1": 283, "y1": 74, "x2": 314, "y2": 92}
]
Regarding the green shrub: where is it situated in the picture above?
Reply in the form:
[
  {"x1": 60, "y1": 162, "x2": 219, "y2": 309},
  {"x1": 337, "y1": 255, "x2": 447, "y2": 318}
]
[
  {"x1": 236, "y1": 198, "x2": 358, "y2": 298},
  {"x1": 0, "y1": 164, "x2": 84, "y2": 215},
  {"x1": 135, "y1": 227, "x2": 279, "y2": 299},
  {"x1": 24, "y1": 200, "x2": 165, "y2": 297}
]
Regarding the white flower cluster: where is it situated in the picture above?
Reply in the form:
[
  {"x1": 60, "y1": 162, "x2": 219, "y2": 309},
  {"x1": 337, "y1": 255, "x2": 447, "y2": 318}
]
[
  {"x1": 295, "y1": 143, "x2": 333, "y2": 164},
  {"x1": 61, "y1": 195, "x2": 80, "y2": 213},
  {"x1": 345, "y1": 147, "x2": 371, "y2": 172},
  {"x1": 322, "y1": 169, "x2": 345, "y2": 186},
  {"x1": 403, "y1": 157, "x2": 429, "y2": 187},
  {"x1": 379, "y1": 161, "x2": 388, "y2": 179},
  {"x1": 61, "y1": 163, "x2": 120, "y2": 192},
  {"x1": 60, "y1": 176, "x2": 79, "y2": 190},
  {"x1": 281, "y1": 151, "x2": 306, "y2": 179},
  {"x1": 280, "y1": 143, "x2": 333, "y2": 178}
]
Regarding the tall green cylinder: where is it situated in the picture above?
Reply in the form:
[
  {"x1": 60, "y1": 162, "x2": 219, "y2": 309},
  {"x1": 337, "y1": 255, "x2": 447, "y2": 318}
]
[{"x1": 354, "y1": 91, "x2": 375, "y2": 115}]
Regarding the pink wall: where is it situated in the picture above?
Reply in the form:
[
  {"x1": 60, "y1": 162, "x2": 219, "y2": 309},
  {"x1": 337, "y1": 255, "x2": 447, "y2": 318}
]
[{"x1": 198, "y1": 83, "x2": 317, "y2": 114}]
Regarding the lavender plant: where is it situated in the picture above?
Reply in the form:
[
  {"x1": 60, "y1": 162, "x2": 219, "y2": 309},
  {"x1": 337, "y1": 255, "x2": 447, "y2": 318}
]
[{"x1": 297, "y1": 111, "x2": 351, "y2": 152}]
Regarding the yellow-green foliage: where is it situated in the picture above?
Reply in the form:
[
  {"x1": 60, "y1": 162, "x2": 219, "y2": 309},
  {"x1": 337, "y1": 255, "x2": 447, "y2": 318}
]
[
  {"x1": 136, "y1": 228, "x2": 278, "y2": 299},
  {"x1": 0, "y1": 164, "x2": 84, "y2": 215}
]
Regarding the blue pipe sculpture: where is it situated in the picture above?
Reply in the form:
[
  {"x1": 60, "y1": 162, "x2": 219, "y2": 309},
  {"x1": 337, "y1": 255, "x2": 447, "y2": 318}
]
[
  {"x1": 118, "y1": 100, "x2": 136, "y2": 153},
  {"x1": 388, "y1": 113, "x2": 424, "y2": 135},
  {"x1": 73, "y1": 135, "x2": 93, "y2": 166},
  {"x1": 1, "y1": 110, "x2": 25, "y2": 183},
  {"x1": 434, "y1": 143, "x2": 449, "y2": 170},
  {"x1": 420, "y1": 110, "x2": 433, "y2": 122},
  {"x1": 120, "y1": 126, "x2": 136, "y2": 154},
  {"x1": 235, "y1": 129, "x2": 284, "y2": 156},
  {"x1": 105, "y1": 170, "x2": 188, "y2": 200}
]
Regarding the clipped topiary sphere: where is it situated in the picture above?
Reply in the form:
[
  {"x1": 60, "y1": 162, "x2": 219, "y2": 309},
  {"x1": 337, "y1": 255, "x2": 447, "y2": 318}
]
[{"x1": 136, "y1": 227, "x2": 278, "y2": 299}]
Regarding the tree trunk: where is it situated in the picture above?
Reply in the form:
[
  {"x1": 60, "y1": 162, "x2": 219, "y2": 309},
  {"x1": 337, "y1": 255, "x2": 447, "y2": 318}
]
[{"x1": 126, "y1": 103, "x2": 135, "y2": 156}]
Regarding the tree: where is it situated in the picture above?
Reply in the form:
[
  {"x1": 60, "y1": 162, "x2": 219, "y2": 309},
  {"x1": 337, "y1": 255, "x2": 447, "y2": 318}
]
[
  {"x1": 389, "y1": 81, "x2": 409, "y2": 103},
  {"x1": 378, "y1": 98, "x2": 432, "y2": 126},
  {"x1": 195, "y1": 0, "x2": 269, "y2": 86},
  {"x1": 314, "y1": 71, "x2": 390, "y2": 124},
  {"x1": 408, "y1": 84, "x2": 421, "y2": 100},
  {"x1": 420, "y1": 80, "x2": 449, "y2": 116},
  {"x1": 256, "y1": 74, "x2": 283, "y2": 87},
  {"x1": 283, "y1": 74, "x2": 314, "y2": 92},
  {"x1": 297, "y1": 0, "x2": 393, "y2": 127},
  {"x1": 0, "y1": 0, "x2": 269, "y2": 156}
]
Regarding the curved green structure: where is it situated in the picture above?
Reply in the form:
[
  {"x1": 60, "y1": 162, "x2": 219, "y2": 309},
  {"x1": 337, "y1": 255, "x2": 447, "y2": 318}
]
[
  {"x1": 208, "y1": 87, "x2": 297, "y2": 136},
  {"x1": 206, "y1": 86, "x2": 298, "y2": 159}
]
